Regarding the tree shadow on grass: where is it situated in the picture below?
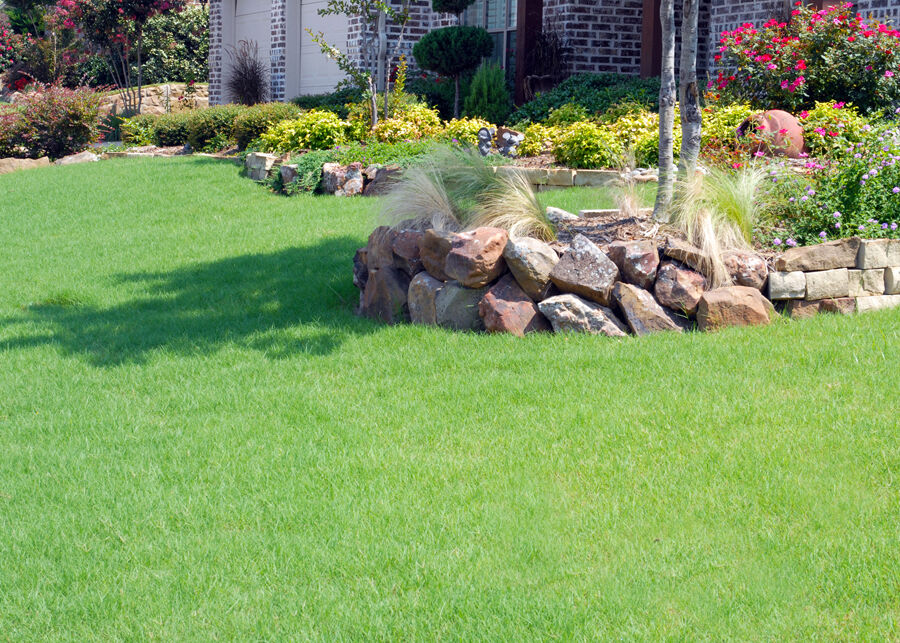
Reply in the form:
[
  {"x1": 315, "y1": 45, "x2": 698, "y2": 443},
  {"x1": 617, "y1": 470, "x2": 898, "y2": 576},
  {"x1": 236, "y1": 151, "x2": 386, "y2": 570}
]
[{"x1": 1, "y1": 236, "x2": 377, "y2": 366}]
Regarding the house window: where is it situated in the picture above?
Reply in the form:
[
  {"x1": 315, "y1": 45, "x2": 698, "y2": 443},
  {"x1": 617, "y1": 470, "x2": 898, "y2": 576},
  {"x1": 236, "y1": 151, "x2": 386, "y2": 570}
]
[{"x1": 463, "y1": 0, "x2": 517, "y2": 75}]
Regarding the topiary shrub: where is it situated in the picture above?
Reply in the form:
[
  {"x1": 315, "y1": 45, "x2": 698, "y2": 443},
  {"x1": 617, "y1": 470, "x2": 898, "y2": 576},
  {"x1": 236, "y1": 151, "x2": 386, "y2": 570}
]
[
  {"x1": 257, "y1": 110, "x2": 349, "y2": 152},
  {"x1": 371, "y1": 104, "x2": 443, "y2": 143},
  {"x1": 120, "y1": 113, "x2": 159, "y2": 146},
  {"x1": 233, "y1": 102, "x2": 303, "y2": 149},
  {"x1": 413, "y1": 25, "x2": 494, "y2": 118},
  {"x1": 552, "y1": 121, "x2": 624, "y2": 169},
  {"x1": 463, "y1": 62, "x2": 512, "y2": 125},
  {"x1": 509, "y1": 73, "x2": 661, "y2": 124},
  {"x1": 442, "y1": 117, "x2": 495, "y2": 146},
  {"x1": 186, "y1": 104, "x2": 244, "y2": 151},
  {"x1": 152, "y1": 112, "x2": 192, "y2": 146}
]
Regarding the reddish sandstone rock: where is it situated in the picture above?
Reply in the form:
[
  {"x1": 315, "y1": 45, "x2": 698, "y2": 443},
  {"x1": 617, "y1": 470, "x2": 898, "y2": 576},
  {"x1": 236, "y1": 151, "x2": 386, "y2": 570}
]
[
  {"x1": 696, "y1": 286, "x2": 775, "y2": 331},
  {"x1": 663, "y1": 237, "x2": 709, "y2": 275},
  {"x1": 353, "y1": 247, "x2": 368, "y2": 291},
  {"x1": 408, "y1": 272, "x2": 444, "y2": 325},
  {"x1": 723, "y1": 249, "x2": 768, "y2": 290},
  {"x1": 365, "y1": 226, "x2": 396, "y2": 271},
  {"x1": 549, "y1": 234, "x2": 620, "y2": 305},
  {"x1": 419, "y1": 229, "x2": 456, "y2": 281},
  {"x1": 653, "y1": 261, "x2": 707, "y2": 315},
  {"x1": 391, "y1": 229, "x2": 425, "y2": 276},
  {"x1": 774, "y1": 237, "x2": 861, "y2": 272},
  {"x1": 360, "y1": 266, "x2": 411, "y2": 324},
  {"x1": 612, "y1": 282, "x2": 683, "y2": 335},
  {"x1": 478, "y1": 275, "x2": 550, "y2": 336},
  {"x1": 606, "y1": 239, "x2": 659, "y2": 290},
  {"x1": 444, "y1": 227, "x2": 509, "y2": 288}
]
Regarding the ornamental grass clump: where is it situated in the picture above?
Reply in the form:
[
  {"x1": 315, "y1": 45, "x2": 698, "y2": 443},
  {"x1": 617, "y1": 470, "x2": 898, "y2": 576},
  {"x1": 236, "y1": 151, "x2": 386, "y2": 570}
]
[{"x1": 382, "y1": 145, "x2": 555, "y2": 241}]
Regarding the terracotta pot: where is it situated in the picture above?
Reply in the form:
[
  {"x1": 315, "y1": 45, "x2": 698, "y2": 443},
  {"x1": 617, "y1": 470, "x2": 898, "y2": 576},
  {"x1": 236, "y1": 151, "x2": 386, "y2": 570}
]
[{"x1": 737, "y1": 109, "x2": 807, "y2": 159}]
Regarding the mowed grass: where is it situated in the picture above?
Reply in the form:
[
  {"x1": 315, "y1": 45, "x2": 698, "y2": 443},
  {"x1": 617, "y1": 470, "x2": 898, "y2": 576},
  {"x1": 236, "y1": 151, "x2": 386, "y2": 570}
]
[{"x1": 1, "y1": 157, "x2": 898, "y2": 640}]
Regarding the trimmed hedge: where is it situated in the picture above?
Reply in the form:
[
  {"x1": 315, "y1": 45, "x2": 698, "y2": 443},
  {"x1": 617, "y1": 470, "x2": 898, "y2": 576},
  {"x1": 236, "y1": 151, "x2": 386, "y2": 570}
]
[
  {"x1": 185, "y1": 104, "x2": 245, "y2": 151},
  {"x1": 233, "y1": 102, "x2": 303, "y2": 149}
]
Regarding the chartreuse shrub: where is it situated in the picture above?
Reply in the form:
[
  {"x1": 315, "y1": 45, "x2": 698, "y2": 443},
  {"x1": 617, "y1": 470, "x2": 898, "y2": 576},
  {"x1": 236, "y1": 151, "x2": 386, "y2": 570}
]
[
  {"x1": 553, "y1": 121, "x2": 623, "y2": 169},
  {"x1": 442, "y1": 117, "x2": 494, "y2": 146},
  {"x1": 186, "y1": 104, "x2": 245, "y2": 152},
  {"x1": 120, "y1": 114, "x2": 159, "y2": 146},
  {"x1": 152, "y1": 112, "x2": 192, "y2": 146},
  {"x1": 463, "y1": 62, "x2": 512, "y2": 125},
  {"x1": 516, "y1": 123, "x2": 560, "y2": 157},
  {"x1": 714, "y1": 2, "x2": 900, "y2": 113},
  {"x1": 545, "y1": 102, "x2": 590, "y2": 127},
  {"x1": 371, "y1": 105, "x2": 443, "y2": 143},
  {"x1": 798, "y1": 102, "x2": 870, "y2": 159},
  {"x1": 258, "y1": 110, "x2": 349, "y2": 152},
  {"x1": 602, "y1": 104, "x2": 658, "y2": 152},
  {"x1": 233, "y1": 102, "x2": 303, "y2": 150},
  {"x1": 291, "y1": 86, "x2": 365, "y2": 119},
  {"x1": 699, "y1": 102, "x2": 755, "y2": 165}
]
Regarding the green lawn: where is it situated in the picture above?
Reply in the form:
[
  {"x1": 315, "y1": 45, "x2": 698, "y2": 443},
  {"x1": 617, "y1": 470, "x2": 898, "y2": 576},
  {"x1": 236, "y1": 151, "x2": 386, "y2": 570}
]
[{"x1": 1, "y1": 157, "x2": 898, "y2": 640}]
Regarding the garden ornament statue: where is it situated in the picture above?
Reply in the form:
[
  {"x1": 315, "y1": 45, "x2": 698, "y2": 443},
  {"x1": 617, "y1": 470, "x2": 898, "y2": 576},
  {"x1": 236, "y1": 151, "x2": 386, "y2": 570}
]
[
  {"x1": 737, "y1": 109, "x2": 807, "y2": 159},
  {"x1": 476, "y1": 126, "x2": 524, "y2": 157},
  {"x1": 477, "y1": 127, "x2": 495, "y2": 155}
]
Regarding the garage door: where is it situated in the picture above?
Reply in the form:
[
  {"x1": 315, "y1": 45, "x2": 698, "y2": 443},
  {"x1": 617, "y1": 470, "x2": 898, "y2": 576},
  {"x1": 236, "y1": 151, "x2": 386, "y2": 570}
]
[
  {"x1": 234, "y1": 0, "x2": 271, "y2": 78},
  {"x1": 299, "y1": 0, "x2": 345, "y2": 94}
]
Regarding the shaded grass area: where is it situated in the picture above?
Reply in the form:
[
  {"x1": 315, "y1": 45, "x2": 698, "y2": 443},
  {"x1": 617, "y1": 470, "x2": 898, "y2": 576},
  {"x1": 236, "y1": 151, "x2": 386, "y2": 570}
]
[{"x1": 1, "y1": 157, "x2": 898, "y2": 639}]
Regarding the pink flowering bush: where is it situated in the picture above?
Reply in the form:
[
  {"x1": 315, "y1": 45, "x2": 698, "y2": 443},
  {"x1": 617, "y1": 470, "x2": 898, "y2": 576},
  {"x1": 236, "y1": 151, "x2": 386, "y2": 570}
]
[
  {"x1": 713, "y1": 2, "x2": 900, "y2": 113},
  {"x1": 799, "y1": 101, "x2": 871, "y2": 158}
]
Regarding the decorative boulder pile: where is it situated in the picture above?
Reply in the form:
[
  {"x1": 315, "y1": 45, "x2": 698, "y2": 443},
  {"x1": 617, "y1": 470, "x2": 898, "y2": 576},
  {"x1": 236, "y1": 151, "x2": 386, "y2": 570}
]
[
  {"x1": 245, "y1": 152, "x2": 400, "y2": 196},
  {"x1": 768, "y1": 237, "x2": 900, "y2": 316},
  {"x1": 353, "y1": 212, "x2": 781, "y2": 337}
]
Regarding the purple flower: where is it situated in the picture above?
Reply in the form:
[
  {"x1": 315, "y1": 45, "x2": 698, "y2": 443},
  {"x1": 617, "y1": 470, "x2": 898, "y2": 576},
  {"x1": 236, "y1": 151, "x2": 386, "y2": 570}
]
[
  {"x1": 892, "y1": 223, "x2": 898, "y2": 230},
  {"x1": 786, "y1": 238, "x2": 797, "y2": 247},
  {"x1": 855, "y1": 153, "x2": 863, "y2": 158},
  {"x1": 868, "y1": 218, "x2": 877, "y2": 224},
  {"x1": 883, "y1": 223, "x2": 889, "y2": 229},
  {"x1": 773, "y1": 238, "x2": 782, "y2": 246},
  {"x1": 835, "y1": 223, "x2": 841, "y2": 229},
  {"x1": 789, "y1": 197, "x2": 795, "y2": 202},
  {"x1": 819, "y1": 231, "x2": 827, "y2": 238},
  {"x1": 833, "y1": 211, "x2": 841, "y2": 218},
  {"x1": 893, "y1": 187, "x2": 900, "y2": 193},
  {"x1": 801, "y1": 195, "x2": 809, "y2": 202},
  {"x1": 859, "y1": 225, "x2": 866, "y2": 231}
]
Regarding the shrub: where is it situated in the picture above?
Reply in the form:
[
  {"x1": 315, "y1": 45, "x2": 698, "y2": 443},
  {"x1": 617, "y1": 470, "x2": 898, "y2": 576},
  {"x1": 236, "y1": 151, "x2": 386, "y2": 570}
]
[
  {"x1": 799, "y1": 101, "x2": 870, "y2": 159},
  {"x1": 545, "y1": 102, "x2": 590, "y2": 127},
  {"x1": 603, "y1": 105, "x2": 658, "y2": 151},
  {"x1": 412, "y1": 26, "x2": 494, "y2": 117},
  {"x1": 233, "y1": 102, "x2": 303, "y2": 149},
  {"x1": 371, "y1": 104, "x2": 442, "y2": 143},
  {"x1": 10, "y1": 84, "x2": 103, "y2": 159},
  {"x1": 714, "y1": 3, "x2": 900, "y2": 114},
  {"x1": 186, "y1": 104, "x2": 244, "y2": 151},
  {"x1": 699, "y1": 102, "x2": 755, "y2": 165},
  {"x1": 442, "y1": 117, "x2": 494, "y2": 146},
  {"x1": 141, "y1": 5, "x2": 209, "y2": 84},
  {"x1": 284, "y1": 149, "x2": 336, "y2": 193},
  {"x1": 226, "y1": 40, "x2": 268, "y2": 105},
  {"x1": 0, "y1": 106, "x2": 23, "y2": 157},
  {"x1": 510, "y1": 73, "x2": 661, "y2": 124},
  {"x1": 331, "y1": 139, "x2": 436, "y2": 167},
  {"x1": 552, "y1": 121, "x2": 623, "y2": 169},
  {"x1": 291, "y1": 86, "x2": 365, "y2": 119},
  {"x1": 463, "y1": 62, "x2": 512, "y2": 125},
  {"x1": 517, "y1": 123, "x2": 560, "y2": 157},
  {"x1": 152, "y1": 111, "x2": 191, "y2": 146},
  {"x1": 406, "y1": 73, "x2": 473, "y2": 120},
  {"x1": 120, "y1": 113, "x2": 158, "y2": 146},
  {"x1": 258, "y1": 110, "x2": 348, "y2": 152}
]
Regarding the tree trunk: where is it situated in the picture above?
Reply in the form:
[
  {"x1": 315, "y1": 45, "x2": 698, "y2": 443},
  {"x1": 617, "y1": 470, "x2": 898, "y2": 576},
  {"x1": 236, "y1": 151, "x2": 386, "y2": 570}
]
[
  {"x1": 453, "y1": 74, "x2": 460, "y2": 119},
  {"x1": 377, "y1": 11, "x2": 388, "y2": 120},
  {"x1": 369, "y1": 76, "x2": 379, "y2": 129},
  {"x1": 136, "y1": 35, "x2": 143, "y2": 114},
  {"x1": 653, "y1": 0, "x2": 676, "y2": 223},
  {"x1": 678, "y1": 0, "x2": 701, "y2": 177}
]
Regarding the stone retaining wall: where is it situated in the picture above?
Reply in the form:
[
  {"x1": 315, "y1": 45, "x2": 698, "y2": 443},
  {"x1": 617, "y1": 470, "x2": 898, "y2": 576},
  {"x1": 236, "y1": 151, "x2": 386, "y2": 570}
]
[{"x1": 768, "y1": 237, "x2": 900, "y2": 317}]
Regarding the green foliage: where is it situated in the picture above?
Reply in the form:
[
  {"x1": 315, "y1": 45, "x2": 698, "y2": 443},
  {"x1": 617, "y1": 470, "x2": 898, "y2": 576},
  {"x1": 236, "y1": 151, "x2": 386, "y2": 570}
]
[
  {"x1": 120, "y1": 113, "x2": 158, "y2": 146},
  {"x1": 290, "y1": 85, "x2": 365, "y2": 119},
  {"x1": 552, "y1": 121, "x2": 623, "y2": 169},
  {"x1": 233, "y1": 102, "x2": 303, "y2": 150},
  {"x1": 285, "y1": 149, "x2": 335, "y2": 193},
  {"x1": 430, "y1": 0, "x2": 475, "y2": 16},
  {"x1": 545, "y1": 102, "x2": 590, "y2": 127},
  {"x1": 140, "y1": 5, "x2": 209, "y2": 84},
  {"x1": 186, "y1": 104, "x2": 244, "y2": 152},
  {"x1": 412, "y1": 26, "x2": 493, "y2": 79},
  {"x1": 406, "y1": 72, "x2": 473, "y2": 120},
  {"x1": 799, "y1": 102, "x2": 870, "y2": 159},
  {"x1": 516, "y1": 123, "x2": 560, "y2": 157},
  {"x1": 371, "y1": 105, "x2": 442, "y2": 143},
  {"x1": 258, "y1": 110, "x2": 348, "y2": 152},
  {"x1": 442, "y1": 117, "x2": 495, "y2": 146},
  {"x1": 510, "y1": 73, "x2": 661, "y2": 124},
  {"x1": 602, "y1": 105, "x2": 657, "y2": 154},
  {"x1": 151, "y1": 111, "x2": 191, "y2": 146},
  {"x1": 463, "y1": 62, "x2": 512, "y2": 125}
]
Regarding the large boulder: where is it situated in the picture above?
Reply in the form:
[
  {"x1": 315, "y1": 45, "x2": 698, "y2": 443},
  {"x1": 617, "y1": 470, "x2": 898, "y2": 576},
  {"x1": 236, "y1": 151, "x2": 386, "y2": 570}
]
[
  {"x1": 434, "y1": 281, "x2": 490, "y2": 331},
  {"x1": 245, "y1": 152, "x2": 278, "y2": 181},
  {"x1": 55, "y1": 150, "x2": 100, "y2": 165},
  {"x1": 352, "y1": 247, "x2": 368, "y2": 291},
  {"x1": 362, "y1": 164, "x2": 401, "y2": 197},
  {"x1": 444, "y1": 227, "x2": 509, "y2": 288},
  {"x1": 696, "y1": 286, "x2": 776, "y2": 331},
  {"x1": 538, "y1": 294, "x2": 628, "y2": 336},
  {"x1": 774, "y1": 237, "x2": 861, "y2": 272},
  {"x1": 503, "y1": 236, "x2": 559, "y2": 300},
  {"x1": 360, "y1": 266, "x2": 411, "y2": 324},
  {"x1": 419, "y1": 229, "x2": 456, "y2": 281},
  {"x1": 549, "y1": 234, "x2": 620, "y2": 306},
  {"x1": 365, "y1": 226, "x2": 396, "y2": 271},
  {"x1": 408, "y1": 272, "x2": 444, "y2": 325},
  {"x1": 723, "y1": 249, "x2": 768, "y2": 290},
  {"x1": 663, "y1": 237, "x2": 709, "y2": 275},
  {"x1": 545, "y1": 206, "x2": 579, "y2": 225},
  {"x1": 391, "y1": 229, "x2": 425, "y2": 276},
  {"x1": 0, "y1": 156, "x2": 50, "y2": 175},
  {"x1": 478, "y1": 275, "x2": 550, "y2": 336},
  {"x1": 612, "y1": 282, "x2": 683, "y2": 335},
  {"x1": 322, "y1": 162, "x2": 364, "y2": 196},
  {"x1": 653, "y1": 261, "x2": 707, "y2": 315},
  {"x1": 606, "y1": 240, "x2": 659, "y2": 290}
]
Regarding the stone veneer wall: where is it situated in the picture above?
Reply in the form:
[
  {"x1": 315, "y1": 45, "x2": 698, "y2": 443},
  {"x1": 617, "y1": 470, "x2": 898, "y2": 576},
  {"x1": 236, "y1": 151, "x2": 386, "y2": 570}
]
[
  {"x1": 208, "y1": 0, "x2": 224, "y2": 104},
  {"x1": 270, "y1": 0, "x2": 288, "y2": 101}
]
